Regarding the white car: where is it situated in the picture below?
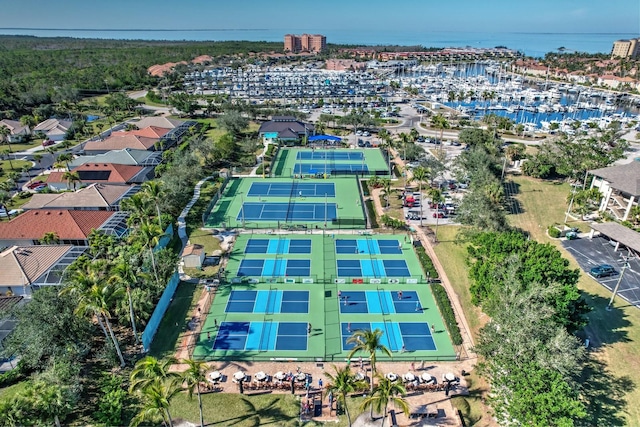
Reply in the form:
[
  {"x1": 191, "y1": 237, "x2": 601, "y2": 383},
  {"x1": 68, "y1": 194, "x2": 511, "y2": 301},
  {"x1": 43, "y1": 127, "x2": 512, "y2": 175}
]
[{"x1": 0, "y1": 209, "x2": 23, "y2": 218}]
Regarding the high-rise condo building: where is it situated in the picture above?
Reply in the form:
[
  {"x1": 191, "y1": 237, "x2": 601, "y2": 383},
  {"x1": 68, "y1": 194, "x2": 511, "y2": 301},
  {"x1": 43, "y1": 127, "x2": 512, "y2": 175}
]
[
  {"x1": 284, "y1": 34, "x2": 326, "y2": 53},
  {"x1": 611, "y1": 38, "x2": 640, "y2": 59}
]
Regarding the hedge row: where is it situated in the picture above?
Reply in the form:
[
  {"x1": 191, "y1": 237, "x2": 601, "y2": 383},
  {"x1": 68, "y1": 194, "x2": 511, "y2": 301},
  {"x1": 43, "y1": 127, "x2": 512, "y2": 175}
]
[
  {"x1": 432, "y1": 284, "x2": 464, "y2": 345},
  {"x1": 415, "y1": 246, "x2": 438, "y2": 279},
  {"x1": 361, "y1": 180, "x2": 370, "y2": 197},
  {"x1": 365, "y1": 199, "x2": 378, "y2": 228}
]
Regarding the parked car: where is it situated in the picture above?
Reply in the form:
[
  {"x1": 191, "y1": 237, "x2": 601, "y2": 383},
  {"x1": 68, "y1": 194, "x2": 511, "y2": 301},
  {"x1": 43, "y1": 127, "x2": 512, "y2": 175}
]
[
  {"x1": 42, "y1": 139, "x2": 55, "y2": 147},
  {"x1": 363, "y1": 131, "x2": 370, "y2": 137},
  {"x1": 432, "y1": 212, "x2": 446, "y2": 218},
  {"x1": 27, "y1": 180, "x2": 45, "y2": 189},
  {"x1": 590, "y1": 264, "x2": 616, "y2": 278},
  {"x1": 416, "y1": 136, "x2": 425, "y2": 143}
]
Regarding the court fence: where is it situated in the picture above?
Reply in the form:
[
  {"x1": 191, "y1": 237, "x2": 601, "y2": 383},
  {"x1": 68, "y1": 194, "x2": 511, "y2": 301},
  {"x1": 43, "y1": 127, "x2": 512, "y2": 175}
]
[
  {"x1": 141, "y1": 272, "x2": 180, "y2": 352},
  {"x1": 202, "y1": 173, "x2": 230, "y2": 225},
  {"x1": 193, "y1": 353, "x2": 459, "y2": 363}
]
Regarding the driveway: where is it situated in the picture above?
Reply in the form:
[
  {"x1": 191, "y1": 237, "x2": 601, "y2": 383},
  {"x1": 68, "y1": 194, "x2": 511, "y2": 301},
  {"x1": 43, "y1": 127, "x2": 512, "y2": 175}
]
[{"x1": 562, "y1": 236, "x2": 640, "y2": 308}]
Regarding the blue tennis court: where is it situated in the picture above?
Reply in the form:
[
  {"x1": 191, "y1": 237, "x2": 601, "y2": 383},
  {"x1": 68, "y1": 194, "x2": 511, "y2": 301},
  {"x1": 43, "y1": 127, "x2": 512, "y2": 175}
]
[
  {"x1": 297, "y1": 151, "x2": 364, "y2": 161},
  {"x1": 341, "y1": 322, "x2": 436, "y2": 351},
  {"x1": 247, "y1": 182, "x2": 336, "y2": 197},
  {"x1": 213, "y1": 321, "x2": 308, "y2": 351},
  {"x1": 336, "y1": 259, "x2": 411, "y2": 277},
  {"x1": 294, "y1": 163, "x2": 369, "y2": 174},
  {"x1": 225, "y1": 290, "x2": 309, "y2": 313},
  {"x1": 336, "y1": 239, "x2": 402, "y2": 255},
  {"x1": 245, "y1": 239, "x2": 312, "y2": 254},
  {"x1": 338, "y1": 290, "x2": 421, "y2": 314},
  {"x1": 238, "y1": 259, "x2": 311, "y2": 277},
  {"x1": 238, "y1": 202, "x2": 337, "y2": 221}
]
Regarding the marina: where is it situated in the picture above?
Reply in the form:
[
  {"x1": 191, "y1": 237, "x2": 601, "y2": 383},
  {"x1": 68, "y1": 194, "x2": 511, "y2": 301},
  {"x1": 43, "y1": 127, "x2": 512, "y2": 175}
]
[{"x1": 184, "y1": 60, "x2": 640, "y2": 132}]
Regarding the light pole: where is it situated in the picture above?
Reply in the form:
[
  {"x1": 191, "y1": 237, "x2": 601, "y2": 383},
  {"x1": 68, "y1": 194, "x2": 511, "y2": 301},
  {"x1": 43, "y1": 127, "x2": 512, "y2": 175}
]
[
  {"x1": 607, "y1": 252, "x2": 631, "y2": 311},
  {"x1": 240, "y1": 193, "x2": 246, "y2": 228}
]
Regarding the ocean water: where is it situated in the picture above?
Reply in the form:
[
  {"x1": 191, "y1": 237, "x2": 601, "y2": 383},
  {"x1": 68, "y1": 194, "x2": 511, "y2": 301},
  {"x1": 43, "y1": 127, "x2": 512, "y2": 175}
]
[{"x1": 0, "y1": 28, "x2": 635, "y2": 57}]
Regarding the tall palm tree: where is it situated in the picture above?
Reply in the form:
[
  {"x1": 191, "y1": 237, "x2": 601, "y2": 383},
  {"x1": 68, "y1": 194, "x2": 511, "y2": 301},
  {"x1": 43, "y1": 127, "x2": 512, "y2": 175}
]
[
  {"x1": 61, "y1": 170, "x2": 81, "y2": 190},
  {"x1": 0, "y1": 125, "x2": 12, "y2": 153},
  {"x1": 181, "y1": 359, "x2": 209, "y2": 427},
  {"x1": 0, "y1": 191, "x2": 12, "y2": 220},
  {"x1": 129, "y1": 356, "x2": 179, "y2": 393},
  {"x1": 57, "y1": 153, "x2": 73, "y2": 170},
  {"x1": 410, "y1": 166, "x2": 429, "y2": 227},
  {"x1": 141, "y1": 181, "x2": 165, "y2": 229},
  {"x1": 430, "y1": 114, "x2": 449, "y2": 151},
  {"x1": 427, "y1": 187, "x2": 443, "y2": 241},
  {"x1": 379, "y1": 178, "x2": 392, "y2": 209},
  {"x1": 130, "y1": 379, "x2": 181, "y2": 427},
  {"x1": 1, "y1": 149, "x2": 14, "y2": 169},
  {"x1": 361, "y1": 376, "x2": 410, "y2": 427},
  {"x1": 347, "y1": 329, "x2": 392, "y2": 388},
  {"x1": 109, "y1": 259, "x2": 145, "y2": 344},
  {"x1": 324, "y1": 365, "x2": 366, "y2": 427},
  {"x1": 121, "y1": 192, "x2": 152, "y2": 229},
  {"x1": 61, "y1": 263, "x2": 126, "y2": 367},
  {"x1": 137, "y1": 222, "x2": 164, "y2": 285}
]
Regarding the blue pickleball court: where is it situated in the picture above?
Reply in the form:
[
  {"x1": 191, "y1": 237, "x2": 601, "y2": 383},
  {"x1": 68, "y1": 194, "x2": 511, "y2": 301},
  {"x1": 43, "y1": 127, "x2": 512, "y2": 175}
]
[
  {"x1": 338, "y1": 290, "x2": 422, "y2": 314},
  {"x1": 212, "y1": 321, "x2": 308, "y2": 351},
  {"x1": 225, "y1": 290, "x2": 309, "y2": 314},
  {"x1": 340, "y1": 322, "x2": 436, "y2": 352},
  {"x1": 336, "y1": 259, "x2": 411, "y2": 278},
  {"x1": 238, "y1": 202, "x2": 337, "y2": 222},
  {"x1": 247, "y1": 182, "x2": 336, "y2": 197},
  {"x1": 335, "y1": 239, "x2": 402, "y2": 255},
  {"x1": 244, "y1": 238, "x2": 312, "y2": 254},
  {"x1": 237, "y1": 259, "x2": 311, "y2": 277}
]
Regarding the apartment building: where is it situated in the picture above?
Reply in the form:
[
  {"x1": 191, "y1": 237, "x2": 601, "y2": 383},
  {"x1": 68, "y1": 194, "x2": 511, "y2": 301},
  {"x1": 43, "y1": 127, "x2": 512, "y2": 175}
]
[
  {"x1": 284, "y1": 34, "x2": 326, "y2": 53},
  {"x1": 611, "y1": 38, "x2": 640, "y2": 59}
]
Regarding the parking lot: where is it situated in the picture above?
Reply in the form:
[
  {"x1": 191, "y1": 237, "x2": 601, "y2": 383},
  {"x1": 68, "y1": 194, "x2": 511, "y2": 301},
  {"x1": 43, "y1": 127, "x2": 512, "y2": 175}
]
[{"x1": 562, "y1": 236, "x2": 640, "y2": 308}]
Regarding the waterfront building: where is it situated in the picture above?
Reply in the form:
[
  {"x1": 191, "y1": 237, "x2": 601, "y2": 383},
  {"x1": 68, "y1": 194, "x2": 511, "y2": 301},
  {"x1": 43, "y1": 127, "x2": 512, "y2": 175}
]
[{"x1": 611, "y1": 38, "x2": 640, "y2": 59}]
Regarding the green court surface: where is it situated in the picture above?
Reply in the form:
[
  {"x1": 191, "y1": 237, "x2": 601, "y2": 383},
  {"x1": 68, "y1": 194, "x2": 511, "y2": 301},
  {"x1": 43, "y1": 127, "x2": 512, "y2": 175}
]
[
  {"x1": 205, "y1": 177, "x2": 367, "y2": 229},
  {"x1": 192, "y1": 233, "x2": 457, "y2": 362},
  {"x1": 272, "y1": 148, "x2": 390, "y2": 178}
]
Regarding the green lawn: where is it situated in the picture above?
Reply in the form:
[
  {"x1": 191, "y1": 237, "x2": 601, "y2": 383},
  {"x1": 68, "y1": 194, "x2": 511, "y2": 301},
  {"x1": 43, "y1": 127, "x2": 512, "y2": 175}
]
[
  {"x1": 1, "y1": 159, "x2": 32, "y2": 181},
  {"x1": 169, "y1": 390, "x2": 367, "y2": 427},
  {"x1": 149, "y1": 281, "x2": 201, "y2": 359}
]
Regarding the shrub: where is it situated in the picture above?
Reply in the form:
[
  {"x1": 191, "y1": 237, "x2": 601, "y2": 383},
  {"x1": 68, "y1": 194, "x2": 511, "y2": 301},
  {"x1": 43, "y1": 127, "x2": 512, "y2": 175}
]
[
  {"x1": 256, "y1": 163, "x2": 269, "y2": 176},
  {"x1": 361, "y1": 180, "x2": 370, "y2": 196},
  {"x1": 94, "y1": 374, "x2": 128, "y2": 426},
  {"x1": 432, "y1": 284, "x2": 463, "y2": 345},
  {"x1": 415, "y1": 246, "x2": 439, "y2": 279},
  {"x1": 548, "y1": 225, "x2": 561, "y2": 238}
]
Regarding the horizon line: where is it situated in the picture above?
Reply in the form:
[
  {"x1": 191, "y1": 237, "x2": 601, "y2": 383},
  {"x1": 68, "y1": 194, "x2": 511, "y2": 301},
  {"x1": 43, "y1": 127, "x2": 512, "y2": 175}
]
[{"x1": 0, "y1": 28, "x2": 637, "y2": 35}]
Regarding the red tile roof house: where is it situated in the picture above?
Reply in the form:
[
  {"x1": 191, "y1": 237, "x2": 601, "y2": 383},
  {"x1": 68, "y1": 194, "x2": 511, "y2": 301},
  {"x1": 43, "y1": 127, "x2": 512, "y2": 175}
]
[
  {"x1": 46, "y1": 163, "x2": 152, "y2": 191},
  {"x1": 0, "y1": 210, "x2": 120, "y2": 247},
  {"x1": 82, "y1": 129, "x2": 168, "y2": 154}
]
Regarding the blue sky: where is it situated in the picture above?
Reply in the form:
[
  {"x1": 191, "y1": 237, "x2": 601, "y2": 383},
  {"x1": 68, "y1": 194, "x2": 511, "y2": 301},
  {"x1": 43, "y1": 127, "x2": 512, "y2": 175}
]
[{"x1": 0, "y1": 0, "x2": 638, "y2": 33}]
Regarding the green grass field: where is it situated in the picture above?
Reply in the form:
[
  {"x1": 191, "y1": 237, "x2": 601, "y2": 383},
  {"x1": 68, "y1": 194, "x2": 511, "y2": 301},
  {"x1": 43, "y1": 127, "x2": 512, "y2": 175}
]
[
  {"x1": 205, "y1": 177, "x2": 367, "y2": 230},
  {"x1": 192, "y1": 233, "x2": 455, "y2": 362},
  {"x1": 271, "y1": 148, "x2": 389, "y2": 178}
]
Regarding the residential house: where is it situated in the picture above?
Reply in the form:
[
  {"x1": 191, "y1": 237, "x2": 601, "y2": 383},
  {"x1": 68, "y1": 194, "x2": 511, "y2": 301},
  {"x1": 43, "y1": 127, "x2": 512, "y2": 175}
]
[
  {"x1": 0, "y1": 209, "x2": 127, "y2": 247},
  {"x1": 129, "y1": 117, "x2": 196, "y2": 147},
  {"x1": 33, "y1": 119, "x2": 72, "y2": 142},
  {"x1": 589, "y1": 161, "x2": 640, "y2": 221},
  {"x1": 46, "y1": 163, "x2": 152, "y2": 191},
  {"x1": 21, "y1": 183, "x2": 139, "y2": 211},
  {"x1": 82, "y1": 132, "x2": 163, "y2": 154},
  {"x1": 258, "y1": 116, "x2": 314, "y2": 144},
  {"x1": 69, "y1": 148, "x2": 162, "y2": 169},
  {"x1": 0, "y1": 119, "x2": 30, "y2": 143},
  {"x1": 0, "y1": 245, "x2": 89, "y2": 297}
]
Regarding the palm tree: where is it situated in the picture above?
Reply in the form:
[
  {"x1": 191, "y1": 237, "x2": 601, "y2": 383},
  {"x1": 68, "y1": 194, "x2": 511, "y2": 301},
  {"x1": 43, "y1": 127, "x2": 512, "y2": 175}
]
[
  {"x1": 0, "y1": 191, "x2": 12, "y2": 219},
  {"x1": 129, "y1": 356, "x2": 179, "y2": 393},
  {"x1": 60, "y1": 264, "x2": 126, "y2": 367},
  {"x1": 380, "y1": 178, "x2": 392, "y2": 209},
  {"x1": 57, "y1": 153, "x2": 73, "y2": 170},
  {"x1": 21, "y1": 165, "x2": 31, "y2": 180},
  {"x1": 40, "y1": 232, "x2": 60, "y2": 244},
  {"x1": 427, "y1": 187, "x2": 443, "y2": 241},
  {"x1": 410, "y1": 166, "x2": 429, "y2": 227},
  {"x1": 109, "y1": 259, "x2": 144, "y2": 344},
  {"x1": 138, "y1": 222, "x2": 164, "y2": 285},
  {"x1": 141, "y1": 181, "x2": 165, "y2": 229},
  {"x1": 1, "y1": 149, "x2": 14, "y2": 170},
  {"x1": 0, "y1": 125, "x2": 12, "y2": 153},
  {"x1": 33, "y1": 153, "x2": 43, "y2": 167},
  {"x1": 361, "y1": 376, "x2": 410, "y2": 427},
  {"x1": 324, "y1": 365, "x2": 365, "y2": 427},
  {"x1": 430, "y1": 113, "x2": 449, "y2": 149},
  {"x1": 181, "y1": 359, "x2": 209, "y2": 427},
  {"x1": 346, "y1": 329, "x2": 392, "y2": 386},
  {"x1": 130, "y1": 379, "x2": 181, "y2": 427},
  {"x1": 62, "y1": 170, "x2": 81, "y2": 190},
  {"x1": 121, "y1": 193, "x2": 152, "y2": 228}
]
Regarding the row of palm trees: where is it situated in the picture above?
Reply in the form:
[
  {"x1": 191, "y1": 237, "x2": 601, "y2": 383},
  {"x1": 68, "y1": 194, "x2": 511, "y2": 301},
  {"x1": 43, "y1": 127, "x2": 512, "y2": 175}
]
[{"x1": 129, "y1": 328, "x2": 409, "y2": 427}]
